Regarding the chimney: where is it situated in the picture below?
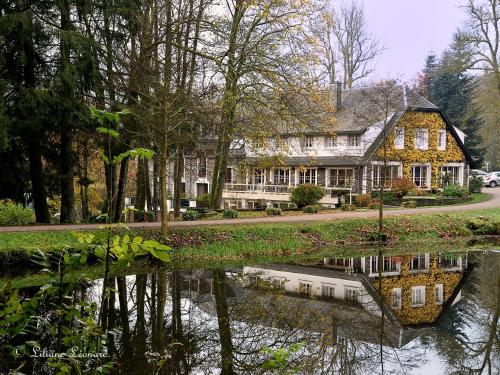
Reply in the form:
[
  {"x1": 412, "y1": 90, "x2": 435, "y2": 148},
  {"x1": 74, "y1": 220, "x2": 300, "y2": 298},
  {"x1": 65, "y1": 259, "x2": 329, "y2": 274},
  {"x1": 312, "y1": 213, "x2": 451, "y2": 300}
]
[{"x1": 330, "y1": 81, "x2": 342, "y2": 112}]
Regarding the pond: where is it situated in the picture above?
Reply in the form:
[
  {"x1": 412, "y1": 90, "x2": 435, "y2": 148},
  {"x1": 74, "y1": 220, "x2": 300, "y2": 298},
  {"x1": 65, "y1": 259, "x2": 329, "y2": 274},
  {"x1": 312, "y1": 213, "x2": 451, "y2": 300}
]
[{"x1": 0, "y1": 247, "x2": 498, "y2": 374}]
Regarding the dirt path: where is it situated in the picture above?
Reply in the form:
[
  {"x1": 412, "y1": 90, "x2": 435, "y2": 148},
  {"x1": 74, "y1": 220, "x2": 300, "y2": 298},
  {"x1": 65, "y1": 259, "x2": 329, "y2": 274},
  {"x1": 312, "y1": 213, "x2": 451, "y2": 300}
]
[{"x1": 1, "y1": 189, "x2": 499, "y2": 233}]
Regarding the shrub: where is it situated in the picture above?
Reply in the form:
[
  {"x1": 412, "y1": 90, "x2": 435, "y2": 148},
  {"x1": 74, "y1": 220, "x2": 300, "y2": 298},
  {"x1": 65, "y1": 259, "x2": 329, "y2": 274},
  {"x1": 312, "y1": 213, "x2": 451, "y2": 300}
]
[
  {"x1": 182, "y1": 209, "x2": 200, "y2": 221},
  {"x1": 303, "y1": 204, "x2": 320, "y2": 213},
  {"x1": 134, "y1": 209, "x2": 145, "y2": 222},
  {"x1": 406, "y1": 188, "x2": 431, "y2": 197},
  {"x1": 367, "y1": 198, "x2": 381, "y2": 209},
  {"x1": 341, "y1": 204, "x2": 356, "y2": 211},
  {"x1": 469, "y1": 177, "x2": 483, "y2": 193},
  {"x1": 355, "y1": 193, "x2": 372, "y2": 207},
  {"x1": 401, "y1": 200, "x2": 417, "y2": 208},
  {"x1": 222, "y1": 209, "x2": 239, "y2": 219},
  {"x1": 196, "y1": 193, "x2": 210, "y2": 208},
  {"x1": 390, "y1": 177, "x2": 417, "y2": 198},
  {"x1": 88, "y1": 214, "x2": 106, "y2": 223},
  {"x1": 0, "y1": 201, "x2": 35, "y2": 225},
  {"x1": 290, "y1": 184, "x2": 324, "y2": 208},
  {"x1": 442, "y1": 184, "x2": 468, "y2": 198},
  {"x1": 466, "y1": 216, "x2": 498, "y2": 235},
  {"x1": 266, "y1": 207, "x2": 282, "y2": 216}
]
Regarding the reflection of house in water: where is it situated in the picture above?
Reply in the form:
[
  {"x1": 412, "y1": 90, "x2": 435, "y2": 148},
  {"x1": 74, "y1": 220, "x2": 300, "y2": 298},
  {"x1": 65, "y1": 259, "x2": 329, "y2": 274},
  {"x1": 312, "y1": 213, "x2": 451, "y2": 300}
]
[{"x1": 179, "y1": 253, "x2": 470, "y2": 349}]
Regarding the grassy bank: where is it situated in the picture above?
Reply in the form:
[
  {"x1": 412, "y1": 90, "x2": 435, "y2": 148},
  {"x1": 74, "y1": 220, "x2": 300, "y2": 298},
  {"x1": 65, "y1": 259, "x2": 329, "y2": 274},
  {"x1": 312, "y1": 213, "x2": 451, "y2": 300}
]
[{"x1": 0, "y1": 209, "x2": 499, "y2": 275}]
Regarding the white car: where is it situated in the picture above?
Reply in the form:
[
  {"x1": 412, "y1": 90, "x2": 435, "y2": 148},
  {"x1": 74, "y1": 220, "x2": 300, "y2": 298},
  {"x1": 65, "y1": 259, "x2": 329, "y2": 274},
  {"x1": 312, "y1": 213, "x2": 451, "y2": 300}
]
[{"x1": 483, "y1": 171, "x2": 500, "y2": 187}]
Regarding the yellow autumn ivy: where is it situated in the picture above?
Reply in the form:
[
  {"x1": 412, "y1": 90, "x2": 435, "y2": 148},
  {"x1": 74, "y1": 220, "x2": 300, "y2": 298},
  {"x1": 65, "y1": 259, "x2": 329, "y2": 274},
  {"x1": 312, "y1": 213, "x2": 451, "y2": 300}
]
[
  {"x1": 373, "y1": 256, "x2": 462, "y2": 325},
  {"x1": 376, "y1": 111, "x2": 465, "y2": 189}
]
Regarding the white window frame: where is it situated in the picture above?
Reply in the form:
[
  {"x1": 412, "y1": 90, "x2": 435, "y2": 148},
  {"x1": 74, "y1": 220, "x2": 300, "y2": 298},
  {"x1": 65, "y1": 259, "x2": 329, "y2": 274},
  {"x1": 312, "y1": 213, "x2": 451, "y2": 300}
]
[
  {"x1": 272, "y1": 168, "x2": 290, "y2": 185},
  {"x1": 435, "y1": 284, "x2": 444, "y2": 305},
  {"x1": 328, "y1": 168, "x2": 354, "y2": 187},
  {"x1": 395, "y1": 128, "x2": 405, "y2": 149},
  {"x1": 299, "y1": 281, "x2": 313, "y2": 295},
  {"x1": 438, "y1": 130, "x2": 447, "y2": 151},
  {"x1": 372, "y1": 163, "x2": 402, "y2": 188},
  {"x1": 303, "y1": 136, "x2": 314, "y2": 149},
  {"x1": 249, "y1": 168, "x2": 264, "y2": 185},
  {"x1": 415, "y1": 128, "x2": 429, "y2": 150},
  {"x1": 325, "y1": 136, "x2": 338, "y2": 148},
  {"x1": 345, "y1": 288, "x2": 359, "y2": 301},
  {"x1": 298, "y1": 168, "x2": 317, "y2": 185},
  {"x1": 392, "y1": 288, "x2": 402, "y2": 309},
  {"x1": 439, "y1": 164, "x2": 463, "y2": 186},
  {"x1": 347, "y1": 134, "x2": 361, "y2": 147},
  {"x1": 411, "y1": 286, "x2": 426, "y2": 307},
  {"x1": 411, "y1": 164, "x2": 431, "y2": 188},
  {"x1": 321, "y1": 284, "x2": 335, "y2": 299}
]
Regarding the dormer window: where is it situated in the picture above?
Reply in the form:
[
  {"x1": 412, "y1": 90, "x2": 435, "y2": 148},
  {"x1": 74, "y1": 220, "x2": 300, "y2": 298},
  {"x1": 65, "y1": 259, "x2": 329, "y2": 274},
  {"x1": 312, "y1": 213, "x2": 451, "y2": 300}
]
[
  {"x1": 347, "y1": 134, "x2": 360, "y2": 147},
  {"x1": 415, "y1": 128, "x2": 428, "y2": 150},
  {"x1": 325, "y1": 136, "x2": 337, "y2": 148},
  {"x1": 303, "y1": 136, "x2": 314, "y2": 149}
]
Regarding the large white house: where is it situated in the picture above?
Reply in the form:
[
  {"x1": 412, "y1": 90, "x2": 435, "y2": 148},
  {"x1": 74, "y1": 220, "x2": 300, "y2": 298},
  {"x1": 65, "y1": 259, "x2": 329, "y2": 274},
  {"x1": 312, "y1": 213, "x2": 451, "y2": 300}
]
[{"x1": 169, "y1": 85, "x2": 472, "y2": 209}]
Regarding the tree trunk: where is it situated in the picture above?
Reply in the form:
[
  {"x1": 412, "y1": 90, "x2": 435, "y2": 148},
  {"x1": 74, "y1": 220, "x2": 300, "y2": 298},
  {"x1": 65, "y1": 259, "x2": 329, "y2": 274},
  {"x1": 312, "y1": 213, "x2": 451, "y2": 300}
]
[
  {"x1": 213, "y1": 269, "x2": 235, "y2": 375},
  {"x1": 173, "y1": 145, "x2": 184, "y2": 218},
  {"x1": 79, "y1": 140, "x2": 90, "y2": 221},
  {"x1": 59, "y1": 129, "x2": 75, "y2": 223},
  {"x1": 135, "y1": 158, "x2": 146, "y2": 211},
  {"x1": 28, "y1": 140, "x2": 50, "y2": 223},
  {"x1": 113, "y1": 157, "x2": 129, "y2": 222}
]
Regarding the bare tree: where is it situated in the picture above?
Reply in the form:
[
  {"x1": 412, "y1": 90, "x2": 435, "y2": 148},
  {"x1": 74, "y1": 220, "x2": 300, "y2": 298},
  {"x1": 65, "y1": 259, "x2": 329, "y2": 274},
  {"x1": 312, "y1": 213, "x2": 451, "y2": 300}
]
[
  {"x1": 456, "y1": 0, "x2": 500, "y2": 88},
  {"x1": 315, "y1": 2, "x2": 384, "y2": 88}
]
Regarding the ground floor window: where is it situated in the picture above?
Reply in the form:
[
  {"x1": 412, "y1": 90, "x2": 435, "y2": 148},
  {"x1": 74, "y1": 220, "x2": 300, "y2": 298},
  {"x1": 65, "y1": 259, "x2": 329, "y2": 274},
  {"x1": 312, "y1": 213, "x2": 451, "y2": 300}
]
[
  {"x1": 322, "y1": 285, "x2": 335, "y2": 299},
  {"x1": 392, "y1": 288, "x2": 402, "y2": 309},
  {"x1": 439, "y1": 166, "x2": 461, "y2": 186},
  {"x1": 371, "y1": 256, "x2": 400, "y2": 273},
  {"x1": 411, "y1": 165, "x2": 429, "y2": 188},
  {"x1": 329, "y1": 168, "x2": 354, "y2": 187},
  {"x1": 273, "y1": 168, "x2": 290, "y2": 185},
  {"x1": 299, "y1": 168, "x2": 317, "y2": 184},
  {"x1": 410, "y1": 254, "x2": 427, "y2": 270},
  {"x1": 373, "y1": 164, "x2": 401, "y2": 188},
  {"x1": 250, "y1": 168, "x2": 264, "y2": 185}
]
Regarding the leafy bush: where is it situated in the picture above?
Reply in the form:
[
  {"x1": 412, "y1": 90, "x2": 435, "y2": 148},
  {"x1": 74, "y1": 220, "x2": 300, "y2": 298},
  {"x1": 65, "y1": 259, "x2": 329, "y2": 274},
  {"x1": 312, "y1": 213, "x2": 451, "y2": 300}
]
[
  {"x1": 303, "y1": 204, "x2": 320, "y2": 213},
  {"x1": 266, "y1": 207, "x2": 282, "y2": 216},
  {"x1": 88, "y1": 214, "x2": 106, "y2": 223},
  {"x1": 466, "y1": 216, "x2": 498, "y2": 235},
  {"x1": 134, "y1": 209, "x2": 145, "y2": 222},
  {"x1": 290, "y1": 184, "x2": 324, "y2": 208},
  {"x1": 442, "y1": 184, "x2": 469, "y2": 198},
  {"x1": 390, "y1": 177, "x2": 417, "y2": 198},
  {"x1": 367, "y1": 198, "x2": 381, "y2": 209},
  {"x1": 406, "y1": 188, "x2": 431, "y2": 197},
  {"x1": 401, "y1": 200, "x2": 417, "y2": 208},
  {"x1": 182, "y1": 209, "x2": 200, "y2": 221},
  {"x1": 469, "y1": 177, "x2": 483, "y2": 193},
  {"x1": 355, "y1": 193, "x2": 372, "y2": 207},
  {"x1": 0, "y1": 201, "x2": 35, "y2": 225},
  {"x1": 196, "y1": 193, "x2": 210, "y2": 208},
  {"x1": 222, "y1": 209, "x2": 239, "y2": 219},
  {"x1": 341, "y1": 204, "x2": 356, "y2": 211}
]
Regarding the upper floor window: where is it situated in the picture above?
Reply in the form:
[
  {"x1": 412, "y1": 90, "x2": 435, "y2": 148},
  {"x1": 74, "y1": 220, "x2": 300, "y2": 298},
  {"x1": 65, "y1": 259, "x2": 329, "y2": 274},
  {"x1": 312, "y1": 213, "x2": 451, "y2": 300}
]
[
  {"x1": 415, "y1": 128, "x2": 429, "y2": 150},
  {"x1": 303, "y1": 136, "x2": 314, "y2": 149},
  {"x1": 395, "y1": 128, "x2": 405, "y2": 149},
  {"x1": 198, "y1": 157, "x2": 207, "y2": 178},
  {"x1": 299, "y1": 281, "x2": 313, "y2": 295},
  {"x1": 435, "y1": 284, "x2": 444, "y2": 305},
  {"x1": 325, "y1": 136, "x2": 338, "y2": 148},
  {"x1": 347, "y1": 134, "x2": 360, "y2": 147},
  {"x1": 321, "y1": 284, "x2": 335, "y2": 299},
  {"x1": 438, "y1": 130, "x2": 447, "y2": 150},
  {"x1": 275, "y1": 137, "x2": 287, "y2": 151},
  {"x1": 392, "y1": 288, "x2": 402, "y2": 309},
  {"x1": 225, "y1": 168, "x2": 233, "y2": 183},
  {"x1": 411, "y1": 286, "x2": 426, "y2": 307},
  {"x1": 251, "y1": 168, "x2": 263, "y2": 185}
]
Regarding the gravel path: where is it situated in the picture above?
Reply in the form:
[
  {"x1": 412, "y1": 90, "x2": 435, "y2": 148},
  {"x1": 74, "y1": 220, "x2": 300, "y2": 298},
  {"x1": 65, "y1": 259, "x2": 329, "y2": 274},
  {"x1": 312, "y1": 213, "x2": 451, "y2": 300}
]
[{"x1": 1, "y1": 188, "x2": 499, "y2": 233}]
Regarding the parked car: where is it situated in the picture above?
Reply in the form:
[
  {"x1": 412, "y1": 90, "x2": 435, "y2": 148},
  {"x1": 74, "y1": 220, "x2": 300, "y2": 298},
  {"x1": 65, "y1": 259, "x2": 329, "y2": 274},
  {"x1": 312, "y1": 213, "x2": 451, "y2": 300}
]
[
  {"x1": 470, "y1": 169, "x2": 488, "y2": 178},
  {"x1": 483, "y1": 171, "x2": 500, "y2": 187}
]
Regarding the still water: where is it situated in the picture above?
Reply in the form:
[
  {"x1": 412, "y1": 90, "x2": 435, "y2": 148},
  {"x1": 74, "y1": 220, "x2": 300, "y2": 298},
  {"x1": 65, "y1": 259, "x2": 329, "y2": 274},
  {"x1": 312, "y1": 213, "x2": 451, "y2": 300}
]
[{"x1": 1, "y1": 249, "x2": 498, "y2": 374}]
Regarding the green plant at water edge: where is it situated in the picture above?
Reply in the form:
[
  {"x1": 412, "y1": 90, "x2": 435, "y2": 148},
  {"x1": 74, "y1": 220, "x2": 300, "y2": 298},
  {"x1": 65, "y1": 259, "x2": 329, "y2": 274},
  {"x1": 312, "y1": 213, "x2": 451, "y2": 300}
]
[
  {"x1": 442, "y1": 184, "x2": 469, "y2": 198},
  {"x1": 223, "y1": 209, "x2": 239, "y2": 219},
  {"x1": 266, "y1": 207, "x2": 282, "y2": 216},
  {"x1": 0, "y1": 201, "x2": 35, "y2": 225},
  {"x1": 196, "y1": 193, "x2": 210, "y2": 208},
  {"x1": 182, "y1": 209, "x2": 200, "y2": 221},
  {"x1": 290, "y1": 184, "x2": 324, "y2": 208},
  {"x1": 261, "y1": 342, "x2": 303, "y2": 374}
]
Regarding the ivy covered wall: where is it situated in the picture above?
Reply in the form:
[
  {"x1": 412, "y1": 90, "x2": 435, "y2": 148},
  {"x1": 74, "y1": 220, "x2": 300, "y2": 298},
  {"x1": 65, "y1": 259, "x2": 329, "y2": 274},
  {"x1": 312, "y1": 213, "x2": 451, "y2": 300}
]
[{"x1": 375, "y1": 110, "x2": 467, "y2": 188}]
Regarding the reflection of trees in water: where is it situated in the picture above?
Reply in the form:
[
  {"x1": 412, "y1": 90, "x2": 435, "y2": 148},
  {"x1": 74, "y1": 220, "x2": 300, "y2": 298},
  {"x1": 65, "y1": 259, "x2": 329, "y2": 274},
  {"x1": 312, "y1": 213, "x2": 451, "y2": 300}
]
[{"x1": 430, "y1": 252, "x2": 499, "y2": 375}]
